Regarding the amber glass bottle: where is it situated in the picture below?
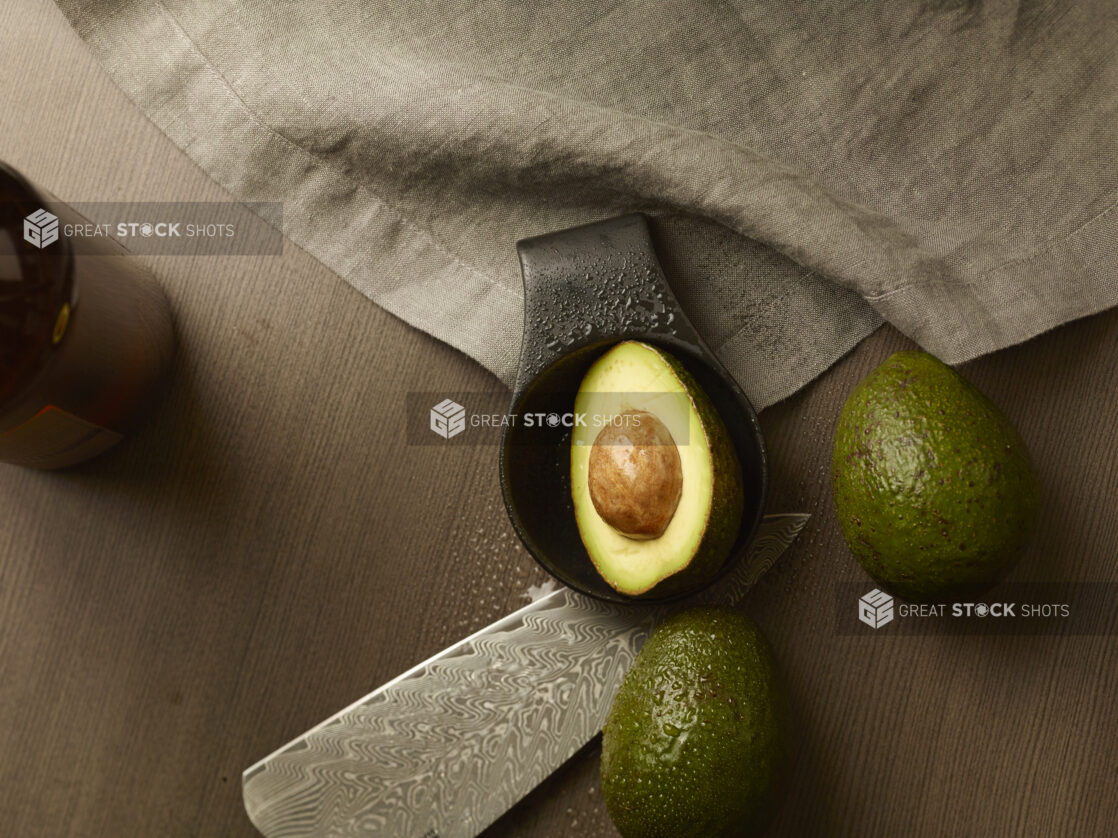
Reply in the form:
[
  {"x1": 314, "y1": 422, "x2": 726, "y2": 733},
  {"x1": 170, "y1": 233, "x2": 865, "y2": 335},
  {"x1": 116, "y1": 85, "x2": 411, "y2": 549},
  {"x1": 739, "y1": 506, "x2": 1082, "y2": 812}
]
[{"x1": 0, "y1": 163, "x2": 174, "y2": 468}]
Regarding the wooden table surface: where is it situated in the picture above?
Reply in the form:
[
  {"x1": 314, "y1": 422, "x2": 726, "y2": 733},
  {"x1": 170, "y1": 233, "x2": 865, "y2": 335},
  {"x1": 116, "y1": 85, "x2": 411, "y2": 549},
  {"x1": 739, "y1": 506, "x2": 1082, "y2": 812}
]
[{"x1": 2, "y1": 3, "x2": 1116, "y2": 836}]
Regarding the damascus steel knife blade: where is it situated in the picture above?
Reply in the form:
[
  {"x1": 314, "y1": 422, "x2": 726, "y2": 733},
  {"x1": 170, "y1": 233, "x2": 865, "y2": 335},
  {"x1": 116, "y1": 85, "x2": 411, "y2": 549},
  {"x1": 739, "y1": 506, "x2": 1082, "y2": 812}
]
[{"x1": 243, "y1": 513, "x2": 809, "y2": 838}]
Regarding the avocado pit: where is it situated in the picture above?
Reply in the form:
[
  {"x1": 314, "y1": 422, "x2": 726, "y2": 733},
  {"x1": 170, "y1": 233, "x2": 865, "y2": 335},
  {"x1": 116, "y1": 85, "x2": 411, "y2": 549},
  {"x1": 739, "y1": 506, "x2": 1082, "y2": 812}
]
[{"x1": 587, "y1": 410, "x2": 682, "y2": 539}]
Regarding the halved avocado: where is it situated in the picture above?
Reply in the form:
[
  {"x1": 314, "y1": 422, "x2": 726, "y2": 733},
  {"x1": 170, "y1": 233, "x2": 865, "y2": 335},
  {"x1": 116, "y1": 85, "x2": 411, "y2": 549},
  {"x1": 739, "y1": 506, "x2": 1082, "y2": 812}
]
[{"x1": 571, "y1": 341, "x2": 743, "y2": 596}]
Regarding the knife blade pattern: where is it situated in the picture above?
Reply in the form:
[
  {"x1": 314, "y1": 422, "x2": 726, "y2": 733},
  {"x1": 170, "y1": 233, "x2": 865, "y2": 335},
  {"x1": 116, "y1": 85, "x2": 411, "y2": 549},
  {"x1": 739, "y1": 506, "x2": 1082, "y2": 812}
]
[{"x1": 243, "y1": 514, "x2": 808, "y2": 838}]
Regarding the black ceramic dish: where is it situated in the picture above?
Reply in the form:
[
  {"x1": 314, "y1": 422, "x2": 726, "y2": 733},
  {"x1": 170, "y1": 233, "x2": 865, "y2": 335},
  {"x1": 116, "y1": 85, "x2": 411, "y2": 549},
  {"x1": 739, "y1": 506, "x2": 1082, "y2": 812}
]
[{"x1": 498, "y1": 214, "x2": 767, "y2": 603}]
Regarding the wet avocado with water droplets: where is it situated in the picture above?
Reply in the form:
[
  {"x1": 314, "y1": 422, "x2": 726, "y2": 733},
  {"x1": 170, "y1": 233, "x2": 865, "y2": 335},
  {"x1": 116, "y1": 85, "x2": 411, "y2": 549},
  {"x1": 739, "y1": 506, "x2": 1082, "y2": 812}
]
[
  {"x1": 601, "y1": 607, "x2": 788, "y2": 838},
  {"x1": 832, "y1": 351, "x2": 1040, "y2": 601}
]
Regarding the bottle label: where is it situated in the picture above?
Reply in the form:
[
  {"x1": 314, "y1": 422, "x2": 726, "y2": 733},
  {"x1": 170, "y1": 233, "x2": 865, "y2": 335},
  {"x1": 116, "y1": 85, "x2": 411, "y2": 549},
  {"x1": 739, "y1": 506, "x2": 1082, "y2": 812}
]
[{"x1": 0, "y1": 405, "x2": 123, "y2": 468}]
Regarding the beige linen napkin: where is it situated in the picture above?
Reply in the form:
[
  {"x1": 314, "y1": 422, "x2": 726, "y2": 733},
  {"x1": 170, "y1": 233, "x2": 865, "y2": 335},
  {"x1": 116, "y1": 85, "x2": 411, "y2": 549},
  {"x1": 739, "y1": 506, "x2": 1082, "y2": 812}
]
[{"x1": 56, "y1": 0, "x2": 1118, "y2": 408}]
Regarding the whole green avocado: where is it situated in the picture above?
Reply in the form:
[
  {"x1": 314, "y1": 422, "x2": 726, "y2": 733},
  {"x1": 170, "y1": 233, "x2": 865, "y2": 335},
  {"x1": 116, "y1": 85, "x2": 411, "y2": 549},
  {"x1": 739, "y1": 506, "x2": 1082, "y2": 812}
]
[
  {"x1": 832, "y1": 351, "x2": 1039, "y2": 601},
  {"x1": 601, "y1": 607, "x2": 787, "y2": 838}
]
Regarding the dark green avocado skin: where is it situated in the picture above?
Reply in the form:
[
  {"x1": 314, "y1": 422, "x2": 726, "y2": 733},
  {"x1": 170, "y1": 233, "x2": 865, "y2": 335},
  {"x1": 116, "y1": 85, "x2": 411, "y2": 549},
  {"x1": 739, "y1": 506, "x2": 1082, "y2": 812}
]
[
  {"x1": 832, "y1": 351, "x2": 1040, "y2": 602},
  {"x1": 601, "y1": 607, "x2": 787, "y2": 838}
]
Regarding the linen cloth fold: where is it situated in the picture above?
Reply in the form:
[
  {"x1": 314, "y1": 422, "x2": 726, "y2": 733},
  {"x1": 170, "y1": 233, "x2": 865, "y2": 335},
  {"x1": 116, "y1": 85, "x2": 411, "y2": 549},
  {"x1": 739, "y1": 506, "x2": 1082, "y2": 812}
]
[{"x1": 56, "y1": 0, "x2": 1118, "y2": 408}]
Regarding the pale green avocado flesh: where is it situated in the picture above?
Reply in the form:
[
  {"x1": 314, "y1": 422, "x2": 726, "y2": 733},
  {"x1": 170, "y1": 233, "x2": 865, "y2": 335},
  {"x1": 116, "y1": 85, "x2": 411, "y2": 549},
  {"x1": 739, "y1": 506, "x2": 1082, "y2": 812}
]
[
  {"x1": 601, "y1": 607, "x2": 788, "y2": 838},
  {"x1": 571, "y1": 341, "x2": 743, "y2": 597}
]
